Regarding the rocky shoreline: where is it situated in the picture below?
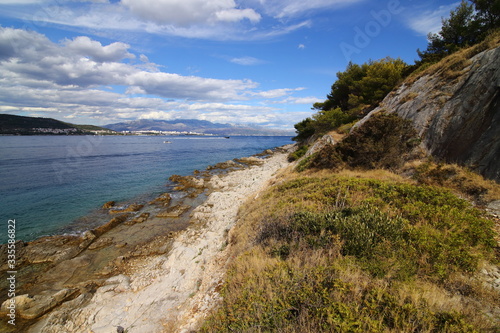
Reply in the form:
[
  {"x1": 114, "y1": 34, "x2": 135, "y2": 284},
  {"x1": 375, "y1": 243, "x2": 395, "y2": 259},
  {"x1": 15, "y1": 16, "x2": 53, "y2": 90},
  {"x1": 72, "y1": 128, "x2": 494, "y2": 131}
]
[{"x1": 0, "y1": 144, "x2": 294, "y2": 332}]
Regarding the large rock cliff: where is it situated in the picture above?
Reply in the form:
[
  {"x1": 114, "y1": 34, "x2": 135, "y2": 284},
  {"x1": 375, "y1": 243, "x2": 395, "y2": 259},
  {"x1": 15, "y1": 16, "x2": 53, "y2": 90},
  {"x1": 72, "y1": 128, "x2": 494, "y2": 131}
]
[{"x1": 359, "y1": 41, "x2": 500, "y2": 182}]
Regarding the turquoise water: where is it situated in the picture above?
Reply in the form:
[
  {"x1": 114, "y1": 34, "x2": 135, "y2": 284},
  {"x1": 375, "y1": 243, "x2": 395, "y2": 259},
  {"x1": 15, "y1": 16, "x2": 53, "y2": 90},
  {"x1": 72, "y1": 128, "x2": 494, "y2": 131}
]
[{"x1": 0, "y1": 135, "x2": 292, "y2": 243}]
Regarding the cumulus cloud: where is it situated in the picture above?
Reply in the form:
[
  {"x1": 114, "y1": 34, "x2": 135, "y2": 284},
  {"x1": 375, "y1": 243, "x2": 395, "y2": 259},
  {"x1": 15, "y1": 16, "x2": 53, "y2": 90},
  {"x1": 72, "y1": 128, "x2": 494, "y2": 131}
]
[
  {"x1": 0, "y1": 27, "x2": 308, "y2": 127},
  {"x1": 64, "y1": 36, "x2": 135, "y2": 62},
  {"x1": 125, "y1": 72, "x2": 257, "y2": 100},
  {"x1": 215, "y1": 8, "x2": 261, "y2": 23},
  {"x1": 0, "y1": 27, "x2": 256, "y2": 100},
  {"x1": 0, "y1": 0, "x2": 345, "y2": 41},
  {"x1": 121, "y1": 0, "x2": 260, "y2": 26}
]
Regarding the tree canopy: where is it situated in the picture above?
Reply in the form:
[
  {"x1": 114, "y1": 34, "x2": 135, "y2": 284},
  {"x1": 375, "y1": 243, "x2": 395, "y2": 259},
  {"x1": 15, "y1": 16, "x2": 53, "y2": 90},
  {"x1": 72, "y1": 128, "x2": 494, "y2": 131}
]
[
  {"x1": 417, "y1": 0, "x2": 500, "y2": 65},
  {"x1": 293, "y1": 58, "x2": 407, "y2": 141},
  {"x1": 293, "y1": 0, "x2": 500, "y2": 143}
]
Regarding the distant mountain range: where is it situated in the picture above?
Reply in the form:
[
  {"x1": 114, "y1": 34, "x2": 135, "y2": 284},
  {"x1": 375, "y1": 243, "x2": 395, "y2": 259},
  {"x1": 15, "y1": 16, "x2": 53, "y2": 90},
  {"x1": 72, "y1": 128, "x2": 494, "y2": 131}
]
[
  {"x1": 0, "y1": 114, "x2": 295, "y2": 136},
  {"x1": 104, "y1": 119, "x2": 295, "y2": 136},
  {"x1": 0, "y1": 114, "x2": 115, "y2": 135}
]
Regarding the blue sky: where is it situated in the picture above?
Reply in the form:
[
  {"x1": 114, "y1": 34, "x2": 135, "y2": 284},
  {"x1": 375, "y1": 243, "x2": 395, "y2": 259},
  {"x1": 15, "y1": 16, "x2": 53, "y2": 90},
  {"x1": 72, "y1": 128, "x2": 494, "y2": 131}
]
[{"x1": 0, "y1": 0, "x2": 460, "y2": 130}]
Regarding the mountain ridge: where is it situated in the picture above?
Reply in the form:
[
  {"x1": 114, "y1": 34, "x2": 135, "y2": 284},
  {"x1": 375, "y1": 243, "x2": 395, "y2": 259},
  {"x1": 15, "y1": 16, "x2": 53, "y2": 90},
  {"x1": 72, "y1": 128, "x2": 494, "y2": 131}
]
[
  {"x1": 104, "y1": 118, "x2": 295, "y2": 136},
  {"x1": 0, "y1": 114, "x2": 114, "y2": 135},
  {"x1": 0, "y1": 114, "x2": 294, "y2": 136}
]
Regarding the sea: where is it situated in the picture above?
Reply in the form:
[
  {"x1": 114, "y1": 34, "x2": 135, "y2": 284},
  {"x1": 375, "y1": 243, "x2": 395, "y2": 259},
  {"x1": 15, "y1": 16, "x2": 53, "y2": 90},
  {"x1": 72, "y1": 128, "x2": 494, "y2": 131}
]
[{"x1": 0, "y1": 135, "x2": 292, "y2": 243}]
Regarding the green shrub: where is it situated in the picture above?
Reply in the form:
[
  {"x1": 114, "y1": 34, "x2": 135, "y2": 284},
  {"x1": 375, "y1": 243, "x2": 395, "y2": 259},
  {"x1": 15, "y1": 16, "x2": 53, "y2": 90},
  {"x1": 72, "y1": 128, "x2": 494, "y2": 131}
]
[
  {"x1": 288, "y1": 145, "x2": 309, "y2": 162},
  {"x1": 257, "y1": 177, "x2": 495, "y2": 281},
  {"x1": 295, "y1": 153, "x2": 316, "y2": 172},
  {"x1": 202, "y1": 258, "x2": 481, "y2": 333},
  {"x1": 201, "y1": 173, "x2": 498, "y2": 333},
  {"x1": 310, "y1": 113, "x2": 419, "y2": 171}
]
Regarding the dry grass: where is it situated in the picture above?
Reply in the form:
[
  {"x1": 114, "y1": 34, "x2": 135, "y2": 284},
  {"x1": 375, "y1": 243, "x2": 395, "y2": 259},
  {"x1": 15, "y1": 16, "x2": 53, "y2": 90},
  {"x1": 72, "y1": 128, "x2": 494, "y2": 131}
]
[
  {"x1": 404, "y1": 159, "x2": 500, "y2": 204},
  {"x1": 197, "y1": 29, "x2": 500, "y2": 333},
  {"x1": 201, "y1": 164, "x2": 500, "y2": 332},
  {"x1": 407, "y1": 29, "x2": 500, "y2": 85},
  {"x1": 327, "y1": 130, "x2": 346, "y2": 142},
  {"x1": 334, "y1": 168, "x2": 410, "y2": 183}
]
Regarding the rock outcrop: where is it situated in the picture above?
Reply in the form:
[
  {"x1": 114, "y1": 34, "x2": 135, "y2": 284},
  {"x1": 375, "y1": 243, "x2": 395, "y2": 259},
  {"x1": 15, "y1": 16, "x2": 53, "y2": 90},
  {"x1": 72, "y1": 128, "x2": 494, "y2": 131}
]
[
  {"x1": 24, "y1": 146, "x2": 294, "y2": 333},
  {"x1": 359, "y1": 43, "x2": 500, "y2": 182},
  {"x1": 305, "y1": 133, "x2": 335, "y2": 158}
]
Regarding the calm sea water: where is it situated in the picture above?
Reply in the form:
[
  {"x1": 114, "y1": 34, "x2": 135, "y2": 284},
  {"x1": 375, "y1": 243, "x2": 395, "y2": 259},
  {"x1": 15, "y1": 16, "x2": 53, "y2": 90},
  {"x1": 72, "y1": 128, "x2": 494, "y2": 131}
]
[{"x1": 0, "y1": 135, "x2": 292, "y2": 243}]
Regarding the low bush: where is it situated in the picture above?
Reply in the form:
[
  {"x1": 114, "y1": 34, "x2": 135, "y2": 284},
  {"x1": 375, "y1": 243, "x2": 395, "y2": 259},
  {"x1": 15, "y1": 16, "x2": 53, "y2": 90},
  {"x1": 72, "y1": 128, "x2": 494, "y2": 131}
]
[
  {"x1": 201, "y1": 173, "x2": 499, "y2": 332},
  {"x1": 308, "y1": 113, "x2": 419, "y2": 172},
  {"x1": 288, "y1": 145, "x2": 309, "y2": 162},
  {"x1": 410, "y1": 160, "x2": 500, "y2": 203}
]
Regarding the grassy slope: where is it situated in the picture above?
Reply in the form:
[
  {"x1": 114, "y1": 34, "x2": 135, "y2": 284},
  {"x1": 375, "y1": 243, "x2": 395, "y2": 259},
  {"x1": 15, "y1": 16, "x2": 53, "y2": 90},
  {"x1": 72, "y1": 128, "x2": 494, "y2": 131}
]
[
  {"x1": 198, "y1": 36, "x2": 500, "y2": 331},
  {"x1": 200, "y1": 166, "x2": 500, "y2": 332}
]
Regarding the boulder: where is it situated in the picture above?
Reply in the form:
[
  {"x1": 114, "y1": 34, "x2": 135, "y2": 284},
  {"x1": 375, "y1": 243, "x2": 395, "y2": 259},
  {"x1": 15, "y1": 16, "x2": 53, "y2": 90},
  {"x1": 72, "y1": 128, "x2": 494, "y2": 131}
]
[
  {"x1": 304, "y1": 134, "x2": 335, "y2": 157},
  {"x1": 124, "y1": 212, "x2": 151, "y2": 226},
  {"x1": 102, "y1": 201, "x2": 115, "y2": 209},
  {"x1": 0, "y1": 289, "x2": 78, "y2": 320},
  {"x1": 149, "y1": 193, "x2": 172, "y2": 206},
  {"x1": 207, "y1": 160, "x2": 239, "y2": 170},
  {"x1": 170, "y1": 175, "x2": 206, "y2": 190},
  {"x1": 235, "y1": 156, "x2": 264, "y2": 165}
]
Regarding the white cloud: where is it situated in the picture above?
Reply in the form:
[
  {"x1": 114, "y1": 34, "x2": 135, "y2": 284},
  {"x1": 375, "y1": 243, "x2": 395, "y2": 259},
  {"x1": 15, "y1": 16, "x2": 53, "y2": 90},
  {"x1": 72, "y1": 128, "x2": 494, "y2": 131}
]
[
  {"x1": 230, "y1": 56, "x2": 264, "y2": 66},
  {"x1": 253, "y1": 87, "x2": 305, "y2": 99},
  {"x1": 215, "y1": 8, "x2": 261, "y2": 23},
  {"x1": 0, "y1": 0, "x2": 43, "y2": 4},
  {"x1": 276, "y1": 96, "x2": 324, "y2": 104},
  {"x1": 298, "y1": 44, "x2": 305, "y2": 49},
  {"x1": 254, "y1": 0, "x2": 365, "y2": 19},
  {"x1": 121, "y1": 0, "x2": 260, "y2": 26},
  {"x1": 0, "y1": 0, "x2": 324, "y2": 41},
  {"x1": 125, "y1": 72, "x2": 257, "y2": 101},
  {"x1": 64, "y1": 36, "x2": 135, "y2": 62},
  {"x1": 0, "y1": 27, "x2": 309, "y2": 128},
  {"x1": 406, "y1": 3, "x2": 460, "y2": 36},
  {"x1": 0, "y1": 27, "x2": 256, "y2": 101}
]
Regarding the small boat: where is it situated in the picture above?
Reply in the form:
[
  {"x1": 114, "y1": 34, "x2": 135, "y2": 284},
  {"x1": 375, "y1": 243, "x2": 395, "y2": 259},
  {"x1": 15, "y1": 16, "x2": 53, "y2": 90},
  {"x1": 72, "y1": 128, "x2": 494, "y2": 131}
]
[
  {"x1": 224, "y1": 136, "x2": 230, "y2": 139},
  {"x1": 164, "y1": 140, "x2": 172, "y2": 143}
]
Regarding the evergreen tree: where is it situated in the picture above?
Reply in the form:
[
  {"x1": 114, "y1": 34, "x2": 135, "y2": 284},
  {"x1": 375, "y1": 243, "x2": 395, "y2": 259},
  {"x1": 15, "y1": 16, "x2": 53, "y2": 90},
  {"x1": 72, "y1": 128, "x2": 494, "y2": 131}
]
[
  {"x1": 472, "y1": 0, "x2": 500, "y2": 31},
  {"x1": 418, "y1": 1, "x2": 477, "y2": 64}
]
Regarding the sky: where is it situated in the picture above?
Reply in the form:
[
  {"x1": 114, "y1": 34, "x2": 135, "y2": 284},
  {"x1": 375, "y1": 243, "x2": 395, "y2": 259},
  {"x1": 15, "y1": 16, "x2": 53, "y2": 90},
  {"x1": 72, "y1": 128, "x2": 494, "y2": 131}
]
[{"x1": 0, "y1": 0, "x2": 460, "y2": 130}]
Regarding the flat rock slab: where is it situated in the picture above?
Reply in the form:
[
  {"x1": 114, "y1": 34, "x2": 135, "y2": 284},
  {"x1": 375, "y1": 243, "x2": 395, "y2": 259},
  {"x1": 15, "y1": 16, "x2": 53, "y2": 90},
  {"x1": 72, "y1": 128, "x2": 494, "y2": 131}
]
[
  {"x1": 157, "y1": 204, "x2": 191, "y2": 218},
  {"x1": 0, "y1": 289, "x2": 78, "y2": 320}
]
